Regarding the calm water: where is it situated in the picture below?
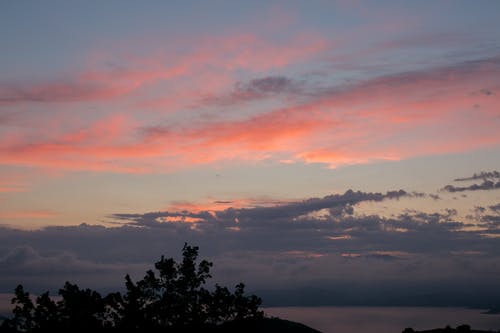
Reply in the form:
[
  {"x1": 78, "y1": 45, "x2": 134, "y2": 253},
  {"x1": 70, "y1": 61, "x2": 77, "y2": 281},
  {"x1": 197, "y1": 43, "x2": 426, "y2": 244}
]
[
  {"x1": 2, "y1": 294, "x2": 499, "y2": 333},
  {"x1": 264, "y1": 306, "x2": 500, "y2": 333}
]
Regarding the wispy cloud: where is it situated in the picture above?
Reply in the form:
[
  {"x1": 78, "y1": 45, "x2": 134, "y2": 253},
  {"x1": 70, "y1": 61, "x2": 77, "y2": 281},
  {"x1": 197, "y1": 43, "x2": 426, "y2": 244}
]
[
  {"x1": 443, "y1": 180, "x2": 500, "y2": 192},
  {"x1": 1, "y1": 44, "x2": 499, "y2": 174},
  {"x1": 443, "y1": 171, "x2": 500, "y2": 192},
  {"x1": 143, "y1": 55, "x2": 500, "y2": 169},
  {"x1": 0, "y1": 33, "x2": 325, "y2": 105},
  {"x1": 454, "y1": 170, "x2": 500, "y2": 182}
]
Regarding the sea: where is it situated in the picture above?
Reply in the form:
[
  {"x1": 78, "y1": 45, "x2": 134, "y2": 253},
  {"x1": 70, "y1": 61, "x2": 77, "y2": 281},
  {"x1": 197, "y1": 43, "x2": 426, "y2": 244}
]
[
  {"x1": 264, "y1": 306, "x2": 500, "y2": 333},
  {"x1": 1, "y1": 294, "x2": 499, "y2": 333}
]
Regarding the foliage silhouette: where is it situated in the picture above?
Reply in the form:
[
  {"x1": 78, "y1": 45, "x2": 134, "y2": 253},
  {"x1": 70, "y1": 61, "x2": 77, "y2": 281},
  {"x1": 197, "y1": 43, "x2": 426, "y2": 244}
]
[{"x1": 0, "y1": 244, "x2": 263, "y2": 332}]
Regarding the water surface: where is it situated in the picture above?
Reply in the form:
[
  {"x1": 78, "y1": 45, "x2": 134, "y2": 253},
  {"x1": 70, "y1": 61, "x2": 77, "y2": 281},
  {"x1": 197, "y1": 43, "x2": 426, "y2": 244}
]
[{"x1": 265, "y1": 306, "x2": 500, "y2": 333}]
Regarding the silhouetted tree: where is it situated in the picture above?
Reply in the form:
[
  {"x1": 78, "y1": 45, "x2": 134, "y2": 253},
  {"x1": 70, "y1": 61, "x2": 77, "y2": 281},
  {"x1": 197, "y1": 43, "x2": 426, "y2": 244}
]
[
  {"x1": 57, "y1": 282, "x2": 108, "y2": 331},
  {"x1": 0, "y1": 244, "x2": 263, "y2": 332},
  {"x1": 31, "y1": 292, "x2": 58, "y2": 331},
  {"x1": 8, "y1": 285, "x2": 35, "y2": 332}
]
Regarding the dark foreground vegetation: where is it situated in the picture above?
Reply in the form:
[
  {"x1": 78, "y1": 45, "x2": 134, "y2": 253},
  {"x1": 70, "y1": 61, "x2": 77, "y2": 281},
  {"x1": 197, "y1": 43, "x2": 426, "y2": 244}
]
[
  {"x1": 0, "y1": 244, "x2": 273, "y2": 332},
  {"x1": 1, "y1": 244, "x2": 496, "y2": 333}
]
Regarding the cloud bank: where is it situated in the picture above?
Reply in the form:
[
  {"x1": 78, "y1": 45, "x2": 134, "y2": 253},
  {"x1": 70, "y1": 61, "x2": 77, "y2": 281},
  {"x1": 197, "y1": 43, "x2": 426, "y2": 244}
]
[{"x1": 0, "y1": 182, "x2": 499, "y2": 307}]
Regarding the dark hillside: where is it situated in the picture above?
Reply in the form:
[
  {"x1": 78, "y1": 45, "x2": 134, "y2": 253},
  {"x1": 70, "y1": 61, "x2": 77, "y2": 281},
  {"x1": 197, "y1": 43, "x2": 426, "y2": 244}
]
[{"x1": 215, "y1": 317, "x2": 322, "y2": 333}]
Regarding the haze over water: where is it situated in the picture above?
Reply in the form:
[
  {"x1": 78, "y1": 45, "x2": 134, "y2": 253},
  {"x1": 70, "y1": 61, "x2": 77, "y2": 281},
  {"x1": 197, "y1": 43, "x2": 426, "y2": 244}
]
[{"x1": 265, "y1": 307, "x2": 500, "y2": 333}]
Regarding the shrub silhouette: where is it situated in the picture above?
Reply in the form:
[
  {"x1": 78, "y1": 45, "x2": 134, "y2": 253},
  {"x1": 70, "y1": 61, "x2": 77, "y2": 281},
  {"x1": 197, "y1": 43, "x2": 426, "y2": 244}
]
[{"x1": 0, "y1": 244, "x2": 263, "y2": 332}]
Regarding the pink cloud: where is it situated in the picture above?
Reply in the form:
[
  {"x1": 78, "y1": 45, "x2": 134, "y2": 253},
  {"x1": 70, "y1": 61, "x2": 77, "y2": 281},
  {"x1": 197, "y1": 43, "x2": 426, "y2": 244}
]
[
  {"x1": 167, "y1": 197, "x2": 291, "y2": 214},
  {"x1": 0, "y1": 185, "x2": 27, "y2": 193},
  {"x1": 0, "y1": 33, "x2": 325, "y2": 106},
  {"x1": 147, "y1": 56, "x2": 500, "y2": 169},
  {"x1": 0, "y1": 114, "x2": 166, "y2": 173},
  {"x1": 0, "y1": 51, "x2": 498, "y2": 173}
]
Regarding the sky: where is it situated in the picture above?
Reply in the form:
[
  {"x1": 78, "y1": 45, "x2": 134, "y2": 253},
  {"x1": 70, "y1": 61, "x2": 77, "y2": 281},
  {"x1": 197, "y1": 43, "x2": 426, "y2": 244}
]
[{"x1": 0, "y1": 0, "x2": 500, "y2": 310}]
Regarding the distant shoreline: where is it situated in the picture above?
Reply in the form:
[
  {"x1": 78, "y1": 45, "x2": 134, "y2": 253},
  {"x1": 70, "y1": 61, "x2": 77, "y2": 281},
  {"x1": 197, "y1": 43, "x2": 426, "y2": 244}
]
[{"x1": 264, "y1": 306, "x2": 500, "y2": 333}]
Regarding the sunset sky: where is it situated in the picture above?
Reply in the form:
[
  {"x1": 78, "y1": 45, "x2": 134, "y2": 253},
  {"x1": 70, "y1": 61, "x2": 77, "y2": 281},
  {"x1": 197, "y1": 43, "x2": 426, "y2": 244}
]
[{"x1": 1, "y1": 1, "x2": 500, "y2": 308}]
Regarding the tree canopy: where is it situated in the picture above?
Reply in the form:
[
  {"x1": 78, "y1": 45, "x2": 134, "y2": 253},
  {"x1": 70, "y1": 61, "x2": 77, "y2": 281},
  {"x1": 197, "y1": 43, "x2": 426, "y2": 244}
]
[{"x1": 0, "y1": 244, "x2": 263, "y2": 332}]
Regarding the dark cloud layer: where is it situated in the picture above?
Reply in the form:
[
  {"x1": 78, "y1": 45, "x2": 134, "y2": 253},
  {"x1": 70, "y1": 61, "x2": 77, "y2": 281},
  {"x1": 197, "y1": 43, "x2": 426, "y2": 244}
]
[{"x1": 0, "y1": 187, "x2": 499, "y2": 308}]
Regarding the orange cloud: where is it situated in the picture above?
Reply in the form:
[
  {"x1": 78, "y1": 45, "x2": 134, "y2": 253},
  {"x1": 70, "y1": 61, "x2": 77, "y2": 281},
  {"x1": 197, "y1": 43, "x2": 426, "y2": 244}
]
[
  {"x1": 167, "y1": 197, "x2": 289, "y2": 214},
  {"x1": 0, "y1": 113, "x2": 169, "y2": 173}
]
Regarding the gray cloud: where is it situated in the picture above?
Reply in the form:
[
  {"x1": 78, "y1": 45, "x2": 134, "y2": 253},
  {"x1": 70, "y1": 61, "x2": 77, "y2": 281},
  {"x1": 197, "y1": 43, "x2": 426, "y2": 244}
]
[
  {"x1": 111, "y1": 189, "x2": 409, "y2": 231},
  {"x1": 443, "y1": 180, "x2": 500, "y2": 192},
  {"x1": 199, "y1": 54, "x2": 500, "y2": 119},
  {"x1": 428, "y1": 194, "x2": 441, "y2": 200},
  {"x1": 0, "y1": 245, "x2": 107, "y2": 275},
  {"x1": 479, "y1": 88, "x2": 494, "y2": 96},
  {"x1": 379, "y1": 32, "x2": 472, "y2": 49},
  {"x1": 454, "y1": 170, "x2": 500, "y2": 181},
  {"x1": 490, "y1": 203, "x2": 500, "y2": 213},
  {"x1": 482, "y1": 215, "x2": 500, "y2": 227},
  {"x1": 244, "y1": 76, "x2": 300, "y2": 95},
  {"x1": 441, "y1": 171, "x2": 500, "y2": 192},
  {"x1": 201, "y1": 75, "x2": 306, "y2": 106},
  {"x1": 312, "y1": 54, "x2": 500, "y2": 100},
  {"x1": 0, "y1": 244, "x2": 147, "y2": 293},
  {"x1": 330, "y1": 56, "x2": 500, "y2": 95},
  {"x1": 477, "y1": 202, "x2": 500, "y2": 228}
]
